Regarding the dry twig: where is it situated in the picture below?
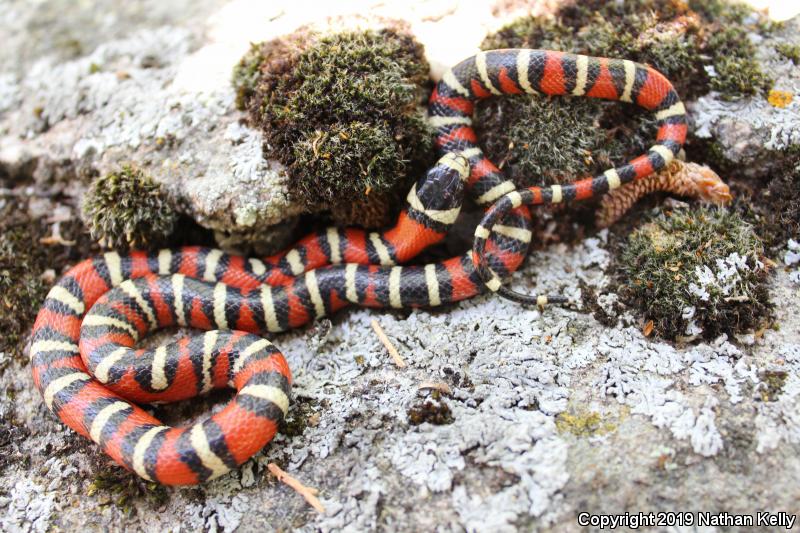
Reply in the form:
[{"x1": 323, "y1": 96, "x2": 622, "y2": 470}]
[
  {"x1": 371, "y1": 318, "x2": 406, "y2": 368},
  {"x1": 267, "y1": 463, "x2": 325, "y2": 513}
]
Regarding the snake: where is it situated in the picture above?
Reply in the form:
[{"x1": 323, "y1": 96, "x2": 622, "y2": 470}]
[{"x1": 29, "y1": 49, "x2": 687, "y2": 485}]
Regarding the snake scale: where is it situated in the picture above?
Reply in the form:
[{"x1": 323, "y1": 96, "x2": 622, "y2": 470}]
[{"x1": 30, "y1": 49, "x2": 687, "y2": 485}]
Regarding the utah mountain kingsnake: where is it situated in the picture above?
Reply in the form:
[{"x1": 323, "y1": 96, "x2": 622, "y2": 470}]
[{"x1": 30, "y1": 49, "x2": 687, "y2": 484}]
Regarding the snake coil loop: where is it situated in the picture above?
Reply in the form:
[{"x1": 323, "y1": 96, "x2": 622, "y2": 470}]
[{"x1": 471, "y1": 191, "x2": 569, "y2": 307}]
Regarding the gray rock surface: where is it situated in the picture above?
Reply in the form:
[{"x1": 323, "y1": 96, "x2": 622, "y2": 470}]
[
  {"x1": 1, "y1": 1, "x2": 799, "y2": 532},
  {"x1": 2, "y1": 234, "x2": 799, "y2": 532},
  {"x1": 0, "y1": 0, "x2": 300, "y2": 253},
  {"x1": 690, "y1": 15, "x2": 800, "y2": 175}
]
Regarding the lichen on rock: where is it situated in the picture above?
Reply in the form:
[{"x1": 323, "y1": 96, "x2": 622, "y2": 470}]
[
  {"x1": 786, "y1": 239, "x2": 800, "y2": 284},
  {"x1": 690, "y1": 14, "x2": 799, "y2": 172}
]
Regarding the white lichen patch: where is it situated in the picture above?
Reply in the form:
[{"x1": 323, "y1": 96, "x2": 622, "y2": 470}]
[
  {"x1": 184, "y1": 493, "x2": 249, "y2": 533},
  {"x1": 688, "y1": 252, "x2": 765, "y2": 301},
  {"x1": 753, "y1": 335, "x2": 800, "y2": 453},
  {"x1": 0, "y1": 478, "x2": 55, "y2": 533},
  {"x1": 0, "y1": 73, "x2": 19, "y2": 118}
]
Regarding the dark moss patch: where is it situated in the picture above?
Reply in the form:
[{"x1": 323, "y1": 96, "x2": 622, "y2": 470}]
[
  {"x1": 235, "y1": 28, "x2": 433, "y2": 227},
  {"x1": 0, "y1": 227, "x2": 49, "y2": 355},
  {"x1": 475, "y1": 96, "x2": 659, "y2": 189},
  {"x1": 0, "y1": 192, "x2": 94, "y2": 356},
  {"x1": 727, "y1": 148, "x2": 800, "y2": 255},
  {"x1": 280, "y1": 397, "x2": 320, "y2": 438},
  {"x1": 741, "y1": 175, "x2": 800, "y2": 254},
  {"x1": 408, "y1": 391, "x2": 454, "y2": 426},
  {"x1": 0, "y1": 410, "x2": 31, "y2": 474},
  {"x1": 618, "y1": 206, "x2": 771, "y2": 340},
  {"x1": 328, "y1": 189, "x2": 402, "y2": 229},
  {"x1": 87, "y1": 470, "x2": 170, "y2": 517},
  {"x1": 688, "y1": 138, "x2": 735, "y2": 177},
  {"x1": 579, "y1": 280, "x2": 619, "y2": 328},
  {"x1": 82, "y1": 165, "x2": 178, "y2": 251}
]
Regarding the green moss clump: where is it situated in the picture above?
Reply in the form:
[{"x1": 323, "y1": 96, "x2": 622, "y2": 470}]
[
  {"x1": 232, "y1": 43, "x2": 265, "y2": 111},
  {"x1": 619, "y1": 207, "x2": 771, "y2": 340},
  {"x1": 481, "y1": 14, "x2": 578, "y2": 53},
  {"x1": 232, "y1": 32, "x2": 311, "y2": 113},
  {"x1": 82, "y1": 165, "x2": 177, "y2": 250},
  {"x1": 476, "y1": 96, "x2": 658, "y2": 188},
  {"x1": 706, "y1": 28, "x2": 773, "y2": 97},
  {"x1": 687, "y1": 0, "x2": 756, "y2": 25},
  {"x1": 775, "y1": 43, "x2": 800, "y2": 65},
  {"x1": 709, "y1": 55, "x2": 772, "y2": 98},
  {"x1": 687, "y1": 0, "x2": 781, "y2": 33},
  {"x1": 290, "y1": 121, "x2": 409, "y2": 203},
  {"x1": 235, "y1": 29, "x2": 433, "y2": 226},
  {"x1": 87, "y1": 470, "x2": 169, "y2": 516}
]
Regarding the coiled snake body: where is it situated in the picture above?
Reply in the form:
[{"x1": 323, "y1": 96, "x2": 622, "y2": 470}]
[{"x1": 30, "y1": 49, "x2": 687, "y2": 485}]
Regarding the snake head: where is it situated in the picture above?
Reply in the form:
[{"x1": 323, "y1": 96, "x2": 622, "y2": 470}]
[
  {"x1": 412, "y1": 153, "x2": 469, "y2": 212},
  {"x1": 686, "y1": 163, "x2": 733, "y2": 206}
]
